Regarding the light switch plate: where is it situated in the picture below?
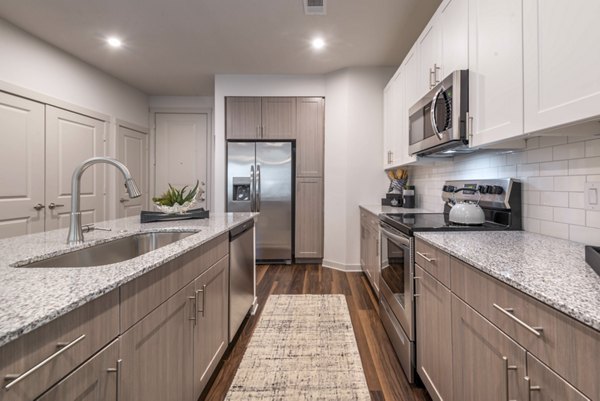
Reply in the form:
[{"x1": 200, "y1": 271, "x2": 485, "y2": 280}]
[{"x1": 585, "y1": 182, "x2": 600, "y2": 210}]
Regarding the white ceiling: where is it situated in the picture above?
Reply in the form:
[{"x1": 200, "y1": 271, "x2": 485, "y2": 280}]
[{"x1": 0, "y1": 0, "x2": 441, "y2": 96}]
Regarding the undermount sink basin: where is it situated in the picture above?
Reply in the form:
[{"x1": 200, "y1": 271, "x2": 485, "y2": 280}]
[{"x1": 18, "y1": 231, "x2": 198, "y2": 268}]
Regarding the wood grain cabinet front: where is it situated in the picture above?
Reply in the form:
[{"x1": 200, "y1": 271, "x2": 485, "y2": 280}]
[
  {"x1": 225, "y1": 97, "x2": 262, "y2": 140},
  {"x1": 525, "y1": 353, "x2": 591, "y2": 401},
  {"x1": 295, "y1": 177, "x2": 324, "y2": 259},
  {"x1": 0, "y1": 290, "x2": 119, "y2": 401}
]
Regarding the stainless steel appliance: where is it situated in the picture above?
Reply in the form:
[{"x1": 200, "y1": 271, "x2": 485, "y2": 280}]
[
  {"x1": 227, "y1": 141, "x2": 293, "y2": 262},
  {"x1": 409, "y1": 70, "x2": 470, "y2": 157},
  {"x1": 229, "y1": 219, "x2": 256, "y2": 342},
  {"x1": 378, "y1": 178, "x2": 522, "y2": 383}
]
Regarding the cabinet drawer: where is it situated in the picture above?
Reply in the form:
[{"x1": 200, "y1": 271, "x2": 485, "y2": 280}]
[
  {"x1": 0, "y1": 290, "x2": 119, "y2": 401},
  {"x1": 451, "y1": 257, "x2": 600, "y2": 400},
  {"x1": 415, "y1": 238, "x2": 450, "y2": 287},
  {"x1": 526, "y1": 353, "x2": 590, "y2": 401},
  {"x1": 120, "y1": 233, "x2": 228, "y2": 331},
  {"x1": 37, "y1": 339, "x2": 119, "y2": 401}
]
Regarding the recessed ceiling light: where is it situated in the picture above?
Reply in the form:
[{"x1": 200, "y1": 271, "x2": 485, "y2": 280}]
[
  {"x1": 106, "y1": 37, "x2": 122, "y2": 48},
  {"x1": 311, "y1": 37, "x2": 325, "y2": 50}
]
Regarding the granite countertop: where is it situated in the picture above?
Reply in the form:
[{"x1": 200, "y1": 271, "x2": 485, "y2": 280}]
[
  {"x1": 359, "y1": 204, "x2": 432, "y2": 216},
  {"x1": 415, "y1": 231, "x2": 600, "y2": 332},
  {"x1": 0, "y1": 212, "x2": 257, "y2": 348}
]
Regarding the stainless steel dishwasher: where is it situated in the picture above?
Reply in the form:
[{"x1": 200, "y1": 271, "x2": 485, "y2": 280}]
[{"x1": 229, "y1": 219, "x2": 256, "y2": 342}]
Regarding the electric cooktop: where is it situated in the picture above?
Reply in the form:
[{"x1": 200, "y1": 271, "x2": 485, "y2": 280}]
[{"x1": 380, "y1": 213, "x2": 514, "y2": 236}]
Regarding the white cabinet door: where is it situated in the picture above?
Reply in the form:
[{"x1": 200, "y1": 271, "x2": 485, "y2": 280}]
[
  {"x1": 383, "y1": 80, "x2": 395, "y2": 168},
  {"x1": 155, "y1": 113, "x2": 209, "y2": 208},
  {"x1": 524, "y1": 0, "x2": 600, "y2": 133},
  {"x1": 419, "y1": 22, "x2": 442, "y2": 94},
  {"x1": 440, "y1": 0, "x2": 468, "y2": 77},
  {"x1": 45, "y1": 106, "x2": 106, "y2": 230},
  {"x1": 468, "y1": 0, "x2": 524, "y2": 147},
  {"x1": 0, "y1": 92, "x2": 45, "y2": 239},
  {"x1": 404, "y1": 45, "x2": 422, "y2": 112},
  {"x1": 117, "y1": 125, "x2": 148, "y2": 218}
]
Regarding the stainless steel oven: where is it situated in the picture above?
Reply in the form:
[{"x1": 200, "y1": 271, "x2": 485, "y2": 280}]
[
  {"x1": 379, "y1": 221, "x2": 415, "y2": 382},
  {"x1": 408, "y1": 70, "x2": 469, "y2": 157}
]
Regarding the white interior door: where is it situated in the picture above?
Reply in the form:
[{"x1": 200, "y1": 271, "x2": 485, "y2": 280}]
[
  {"x1": 45, "y1": 106, "x2": 106, "y2": 230},
  {"x1": 155, "y1": 113, "x2": 209, "y2": 209},
  {"x1": 117, "y1": 125, "x2": 148, "y2": 217},
  {"x1": 0, "y1": 92, "x2": 45, "y2": 239}
]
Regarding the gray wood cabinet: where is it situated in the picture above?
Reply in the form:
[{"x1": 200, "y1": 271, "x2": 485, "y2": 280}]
[
  {"x1": 120, "y1": 281, "x2": 195, "y2": 401},
  {"x1": 526, "y1": 353, "x2": 591, "y2": 401},
  {"x1": 452, "y1": 295, "x2": 528, "y2": 401},
  {"x1": 295, "y1": 177, "x2": 324, "y2": 259},
  {"x1": 226, "y1": 97, "x2": 262, "y2": 140},
  {"x1": 193, "y1": 255, "x2": 229, "y2": 397},
  {"x1": 296, "y1": 97, "x2": 324, "y2": 177},
  {"x1": 261, "y1": 97, "x2": 296, "y2": 139},
  {"x1": 360, "y1": 208, "x2": 380, "y2": 294},
  {"x1": 36, "y1": 340, "x2": 119, "y2": 401},
  {"x1": 415, "y1": 265, "x2": 452, "y2": 401}
]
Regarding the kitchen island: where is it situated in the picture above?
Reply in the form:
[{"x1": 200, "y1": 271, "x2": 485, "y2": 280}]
[{"x1": 0, "y1": 212, "x2": 257, "y2": 401}]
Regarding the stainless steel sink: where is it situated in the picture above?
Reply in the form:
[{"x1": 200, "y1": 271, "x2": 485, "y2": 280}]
[{"x1": 18, "y1": 231, "x2": 198, "y2": 268}]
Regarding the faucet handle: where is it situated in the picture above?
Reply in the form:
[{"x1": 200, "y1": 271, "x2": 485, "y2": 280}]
[{"x1": 82, "y1": 224, "x2": 112, "y2": 233}]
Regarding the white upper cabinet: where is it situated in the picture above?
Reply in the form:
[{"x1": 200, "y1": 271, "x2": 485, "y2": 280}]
[
  {"x1": 439, "y1": 0, "x2": 469, "y2": 76},
  {"x1": 468, "y1": 0, "x2": 524, "y2": 147},
  {"x1": 523, "y1": 0, "x2": 600, "y2": 134},
  {"x1": 383, "y1": 79, "x2": 396, "y2": 168},
  {"x1": 419, "y1": 22, "x2": 442, "y2": 93}
]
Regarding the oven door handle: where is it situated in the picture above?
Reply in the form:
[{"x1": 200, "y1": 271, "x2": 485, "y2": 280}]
[{"x1": 380, "y1": 225, "x2": 411, "y2": 247}]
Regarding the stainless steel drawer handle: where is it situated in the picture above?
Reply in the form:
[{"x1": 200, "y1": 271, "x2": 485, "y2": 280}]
[
  {"x1": 4, "y1": 334, "x2": 86, "y2": 390},
  {"x1": 416, "y1": 251, "x2": 436, "y2": 263},
  {"x1": 188, "y1": 295, "x2": 197, "y2": 324},
  {"x1": 196, "y1": 285, "x2": 206, "y2": 317},
  {"x1": 493, "y1": 304, "x2": 543, "y2": 337},
  {"x1": 107, "y1": 358, "x2": 122, "y2": 401},
  {"x1": 502, "y1": 356, "x2": 518, "y2": 401},
  {"x1": 524, "y1": 377, "x2": 541, "y2": 401}
]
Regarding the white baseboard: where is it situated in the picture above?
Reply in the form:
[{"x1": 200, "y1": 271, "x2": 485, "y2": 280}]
[{"x1": 321, "y1": 259, "x2": 363, "y2": 273}]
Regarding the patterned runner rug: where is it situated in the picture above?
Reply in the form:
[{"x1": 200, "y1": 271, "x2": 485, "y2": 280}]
[{"x1": 225, "y1": 294, "x2": 371, "y2": 401}]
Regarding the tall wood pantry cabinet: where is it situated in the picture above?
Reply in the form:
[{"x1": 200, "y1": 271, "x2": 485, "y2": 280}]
[{"x1": 226, "y1": 96, "x2": 325, "y2": 261}]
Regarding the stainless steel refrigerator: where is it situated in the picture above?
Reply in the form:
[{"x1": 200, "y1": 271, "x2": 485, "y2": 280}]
[{"x1": 226, "y1": 142, "x2": 293, "y2": 261}]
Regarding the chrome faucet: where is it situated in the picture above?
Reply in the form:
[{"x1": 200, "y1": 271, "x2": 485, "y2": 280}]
[{"x1": 67, "y1": 157, "x2": 141, "y2": 245}]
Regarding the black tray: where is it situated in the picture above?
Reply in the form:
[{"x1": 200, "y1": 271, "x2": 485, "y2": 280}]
[
  {"x1": 140, "y1": 208, "x2": 209, "y2": 223},
  {"x1": 585, "y1": 246, "x2": 600, "y2": 277}
]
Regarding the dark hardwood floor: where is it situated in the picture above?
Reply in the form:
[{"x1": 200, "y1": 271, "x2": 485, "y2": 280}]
[{"x1": 201, "y1": 264, "x2": 432, "y2": 401}]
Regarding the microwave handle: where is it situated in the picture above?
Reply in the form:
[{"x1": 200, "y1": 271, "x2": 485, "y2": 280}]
[{"x1": 430, "y1": 86, "x2": 445, "y2": 140}]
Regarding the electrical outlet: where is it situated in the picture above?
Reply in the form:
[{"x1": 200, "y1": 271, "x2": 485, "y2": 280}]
[{"x1": 585, "y1": 182, "x2": 600, "y2": 210}]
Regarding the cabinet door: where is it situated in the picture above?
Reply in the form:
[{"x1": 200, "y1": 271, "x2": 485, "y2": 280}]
[
  {"x1": 416, "y1": 266, "x2": 452, "y2": 401},
  {"x1": 524, "y1": 1, "x2": 600, "y2": 133},
  {"x1": 367, "y1": 226, "x2": 380, "y2": 294},
  {"x1": 440, "y1": 0, "x2": 468, "y2": 77},
  {"x1": 0, "y1": 92, "x2": 45, "y2": 239},
  {"x1": 45, "y1": 106, "x2": 106, "y2": 230},
  {"x1": 360, "y1": 213, "x2": 368, "y2": 274},
  {"x1": 116, "y1": 125, "x2": 148, "y2": 217},
  {"x1": 261, "y1": 97, "x2": 296, "y2": 139},
  {"x1": 120, "y1": 281, "x2": 194, "y2": 401},
  {"x1": 468, "y1": 0, "x2": 524, "y2": 147},
  {"x1": 296, "y1": 97, "x2": 324, "y2": 177},
  {"x1": 404, "y1": 44, "x2": 422, "y2": 112},
  {"x1": 383, "y1": 80, "x2": 395, "y2": 168},
  {"x1": 225, "y1": 97, "x2": 261, "y2": 140},
  {"x1": 295, "y1": 177, "x2": 323, "y2": 259},
  {"x1": 419, "y1": 21, "x2": 442, "y2": 93},
  {"x1": 525, "y1": 353, "x2": 591, "y2": 401},
  {"x1": 452, "y1": 295, "x2": 527, "y2": 401},
  {"x1": 193, "y1": 255, "x2": 229, "y2": 397},
  {"x1": 36, "y1": 340, "x2": 119, "y2": 401}
]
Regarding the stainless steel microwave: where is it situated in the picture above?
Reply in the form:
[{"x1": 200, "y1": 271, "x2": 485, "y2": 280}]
[{"x1": 408, "y1": 70, "x2": 469, "y2": 157}]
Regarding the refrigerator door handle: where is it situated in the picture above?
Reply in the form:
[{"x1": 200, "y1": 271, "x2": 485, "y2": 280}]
[
  {"x1": 250, "y1": 165, "x2": 256, "y2": 212},
  {"x1": 256, "y1": 164, "x2": 261, "y2": 212}
]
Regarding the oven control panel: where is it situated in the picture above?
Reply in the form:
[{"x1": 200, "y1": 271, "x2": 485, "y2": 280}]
[{"x1": 441, "y1": 178, "x2": 520, "y2": 210}]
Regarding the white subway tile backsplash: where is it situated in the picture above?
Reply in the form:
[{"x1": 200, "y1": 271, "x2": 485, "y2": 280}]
[
  {"x1": 569, "y1": 157, "x2": 600, "y2": 175},
  {"x1": 587, "y1": 211, "x2": 600, "y2": 228},
  {"x1": 539, "y1": 160, "x2": 568, "y2": 176},
  {"x1": 586, "y1": 139, "x2": 600, "y2": 157},
  {"x1": 553, "y1": 142, "x2": 585, "y2": 160},
  {"x1": 569, "y1": 225, "x2": 600, "y2": 246},
  {"x1": 554, "y1": 176, "x2": 585, "y2": 192},
  {"x1": 409, "y1": 134, "x2": 600, "y2": 244},
  {"x1": 540, "y1": 191, "x2": 568, "y2": 207},
  {"x1": 554, "y1": 207, "x2": 585, "y2": 225},
  {"x1": 527, "y1": 147, "x2": 553, "y2": 163},
  {"x1": 539, "y1": 221, "x2": 569, "y2": 240},
  {"x1": 569, "y1": 192, "x2": 585, "y2": 209}
]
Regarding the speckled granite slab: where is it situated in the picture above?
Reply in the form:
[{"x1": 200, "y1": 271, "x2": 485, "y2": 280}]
[
  {"x1": 359, "y1": 204, "x2": 432, "y2": 216},
  {"x1": 415, "y1": 231, "x2": 600, "y2": 331},
  {"x1": 0, "y1": 213, "x2": 257, "y2": 348}
]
